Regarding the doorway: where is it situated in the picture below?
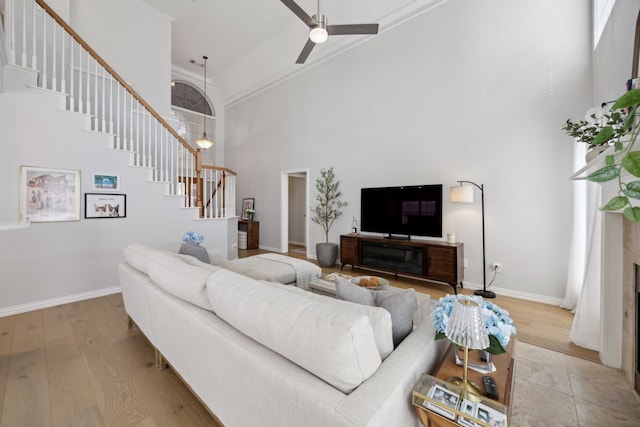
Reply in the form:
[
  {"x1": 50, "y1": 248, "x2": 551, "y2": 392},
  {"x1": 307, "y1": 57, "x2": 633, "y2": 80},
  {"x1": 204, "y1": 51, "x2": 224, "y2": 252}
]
[{"x1": 280, "y1": 169, "x2": 309, "y2": 257}]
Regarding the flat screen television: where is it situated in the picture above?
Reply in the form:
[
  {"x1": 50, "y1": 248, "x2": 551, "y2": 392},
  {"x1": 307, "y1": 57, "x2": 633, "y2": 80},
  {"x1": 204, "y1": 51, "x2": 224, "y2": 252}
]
[{"x1": 360, "y1": 184, "x2": 443, "y2": 239}]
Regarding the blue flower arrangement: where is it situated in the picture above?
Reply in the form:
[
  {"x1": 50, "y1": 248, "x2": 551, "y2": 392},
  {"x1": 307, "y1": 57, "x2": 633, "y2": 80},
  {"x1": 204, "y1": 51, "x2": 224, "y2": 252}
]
[
  {"x1": 432, "y1": 294, "x2": 516, "y2": 354},
  {"x1": 182, "y1": 230, "x2": 204, "y2": 245}
]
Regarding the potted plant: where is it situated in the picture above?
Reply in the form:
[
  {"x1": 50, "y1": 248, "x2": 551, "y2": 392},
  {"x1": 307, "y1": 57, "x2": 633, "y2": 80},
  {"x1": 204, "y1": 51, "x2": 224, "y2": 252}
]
[
  {"x1": 563, "y1": 88, "x2": 640, "y2": 222},
  {"x1": 311, "y1": 167, "x2": 348, "y2": 267}
]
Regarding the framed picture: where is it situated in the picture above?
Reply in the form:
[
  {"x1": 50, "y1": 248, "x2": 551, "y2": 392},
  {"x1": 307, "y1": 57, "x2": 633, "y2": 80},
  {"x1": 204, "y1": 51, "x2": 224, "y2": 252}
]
[
  {"x1": 92, "y1": 173, "x2": 120, "y2": 191},
  {"x1": 21, "y1": 166, "x2": 80, "y2": 222},
  {"x1": 241, "y1": 198, "x2": 255, "y2": 220},
  {"x1": 85, "y1": 193, "x2": 126, "y2": 218}
]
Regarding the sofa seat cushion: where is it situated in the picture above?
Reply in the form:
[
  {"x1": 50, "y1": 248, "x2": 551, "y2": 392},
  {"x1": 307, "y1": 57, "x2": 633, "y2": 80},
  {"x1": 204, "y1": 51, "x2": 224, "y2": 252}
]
[
  {"x1": 147, "y1": 251, "x2": 220, "y2": 311},
  {"x1": 222, "y1": 257, "x2": 297, "y2": 284},
  {"x1": 263, "y1": 280, "x2": 394, "y2": 360},
  {"x1": 207, "y1": 269, "x2": 382, "y2": 394}
]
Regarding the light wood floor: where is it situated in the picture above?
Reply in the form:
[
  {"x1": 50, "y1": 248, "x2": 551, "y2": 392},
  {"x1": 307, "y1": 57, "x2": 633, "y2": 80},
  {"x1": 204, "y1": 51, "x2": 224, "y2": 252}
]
[{"x1": 0, "y1": 249, "x2": 598, "y2": 426}]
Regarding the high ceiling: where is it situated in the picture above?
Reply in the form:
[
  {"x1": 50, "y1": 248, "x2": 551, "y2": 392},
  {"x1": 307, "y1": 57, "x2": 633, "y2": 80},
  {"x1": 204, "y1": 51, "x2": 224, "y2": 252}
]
[{"x1": 138, "y1": 0, "x2": 443, "y2": 104}]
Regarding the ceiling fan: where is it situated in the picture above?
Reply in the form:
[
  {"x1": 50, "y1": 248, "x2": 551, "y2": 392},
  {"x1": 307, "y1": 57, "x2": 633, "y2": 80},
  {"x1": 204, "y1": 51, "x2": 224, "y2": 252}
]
[{"x1": 280, "y1": 0, "x2": 379, "y2": 64}]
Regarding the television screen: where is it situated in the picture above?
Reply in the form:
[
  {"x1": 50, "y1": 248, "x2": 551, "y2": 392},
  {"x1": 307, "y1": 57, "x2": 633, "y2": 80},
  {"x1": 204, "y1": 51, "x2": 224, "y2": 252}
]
[{"x1": 360, "y1": 184, "x2": 443, "y2": 238}]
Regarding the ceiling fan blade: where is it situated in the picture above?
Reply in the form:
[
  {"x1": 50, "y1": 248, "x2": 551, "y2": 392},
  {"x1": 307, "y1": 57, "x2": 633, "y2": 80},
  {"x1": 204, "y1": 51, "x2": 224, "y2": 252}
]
[
  {"x1": 296, "y1": 39, "x2": 316, "y2": 64},
  {"x1": 327, "y1": 24, "x2": 379, "y2": 36},
  {"x1": 280, "y1": 0, "x2": 316, "y2": 28}
]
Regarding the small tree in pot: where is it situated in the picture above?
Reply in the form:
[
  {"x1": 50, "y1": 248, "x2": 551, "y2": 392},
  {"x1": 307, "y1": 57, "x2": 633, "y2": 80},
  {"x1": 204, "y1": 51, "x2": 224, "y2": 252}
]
[{"x1": 311, "y1": 167, "x2": 348, "y2": 267}]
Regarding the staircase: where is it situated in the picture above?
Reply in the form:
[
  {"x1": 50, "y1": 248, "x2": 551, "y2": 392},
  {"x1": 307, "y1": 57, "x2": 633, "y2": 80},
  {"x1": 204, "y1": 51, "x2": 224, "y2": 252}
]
[{"x1": 1, "y1": 0, "x2": 236, "y2": 219}]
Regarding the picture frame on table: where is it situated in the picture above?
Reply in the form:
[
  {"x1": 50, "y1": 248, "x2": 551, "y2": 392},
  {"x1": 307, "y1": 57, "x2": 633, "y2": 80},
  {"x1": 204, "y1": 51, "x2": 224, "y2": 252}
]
[
  {"x1": 85, "y1": 193, "x2": 126, "y2": 219},
  {"x1": 91, "y1": 173, "x2": 120, "y2": 191},
  {"x1": 241, "y1": 198, "x2": 255, "y2": 220},
  {"x1": 21, "y1": 165, "x2": 80, "y2": 222},
  {"x1": 426, "y1": 384, "x2": 458, "y2": 420}
]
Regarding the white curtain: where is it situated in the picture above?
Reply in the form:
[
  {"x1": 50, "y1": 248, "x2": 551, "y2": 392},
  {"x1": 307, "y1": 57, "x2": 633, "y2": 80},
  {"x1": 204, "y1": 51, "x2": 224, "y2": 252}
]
[
  {"x1": 561, "y1": 143, "x2": 587, "y2": 310},
  {"x1": 561, "y1": 143, "x2": 602, "y2": 352}
]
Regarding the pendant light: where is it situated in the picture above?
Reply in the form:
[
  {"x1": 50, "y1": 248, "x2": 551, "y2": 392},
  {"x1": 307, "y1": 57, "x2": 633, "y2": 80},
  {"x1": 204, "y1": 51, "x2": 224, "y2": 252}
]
[{"x1": 195, "y1": 55, "x2": 213, "y2": 150}]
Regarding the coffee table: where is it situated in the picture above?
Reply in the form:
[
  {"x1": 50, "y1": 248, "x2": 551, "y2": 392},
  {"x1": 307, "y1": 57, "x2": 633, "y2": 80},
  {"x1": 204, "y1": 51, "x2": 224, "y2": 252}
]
[{"x1": 308, "y1": 276, "x2": 339, "y2": 297}]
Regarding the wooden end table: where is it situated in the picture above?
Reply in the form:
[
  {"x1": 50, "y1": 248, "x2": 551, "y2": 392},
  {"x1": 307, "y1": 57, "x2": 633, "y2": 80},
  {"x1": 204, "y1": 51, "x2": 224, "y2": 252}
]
[{"x1": 413, "y1": 341, "x2": 516, "y2": 427}]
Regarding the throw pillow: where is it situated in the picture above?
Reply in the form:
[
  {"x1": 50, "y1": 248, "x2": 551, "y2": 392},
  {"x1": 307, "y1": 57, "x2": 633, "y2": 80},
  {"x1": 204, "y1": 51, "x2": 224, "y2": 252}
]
[
  {"x1": 179, "y1": 241, "x2": 211, "y2": 264},
  {"x1": 372, "y1": 288, "x2": 416, "y2": 347},
  {"x1": 335, "y1": 277, "x2": 375, "y2": 306},
  {"x1": 335, "y1": 278, "x2": 416, "y2": 347}
]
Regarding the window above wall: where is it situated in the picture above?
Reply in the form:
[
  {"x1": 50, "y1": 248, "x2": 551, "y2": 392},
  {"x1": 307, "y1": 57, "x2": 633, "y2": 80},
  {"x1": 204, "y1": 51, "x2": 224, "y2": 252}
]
[{"x1": 594, "y1": 0, "x2": 616, "y2": 49}]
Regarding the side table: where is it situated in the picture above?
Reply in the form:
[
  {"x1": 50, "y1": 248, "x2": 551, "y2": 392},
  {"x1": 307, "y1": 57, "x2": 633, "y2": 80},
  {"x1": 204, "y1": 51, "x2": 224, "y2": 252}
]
[{"x1": 413, "y1": 341, "x2": 516, "y2": 427}]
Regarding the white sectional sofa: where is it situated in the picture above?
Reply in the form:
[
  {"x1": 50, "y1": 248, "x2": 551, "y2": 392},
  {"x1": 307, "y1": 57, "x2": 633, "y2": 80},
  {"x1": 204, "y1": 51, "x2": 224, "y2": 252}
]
[{"x1": 118, "y1": 244, "x2": 447, "y2": 427}]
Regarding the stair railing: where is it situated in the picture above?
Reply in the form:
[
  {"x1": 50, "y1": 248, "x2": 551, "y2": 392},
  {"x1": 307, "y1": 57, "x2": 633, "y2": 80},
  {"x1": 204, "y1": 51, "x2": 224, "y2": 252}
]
[{"x1": 1, "y1": 0, "x2": 235, "y2": 219}]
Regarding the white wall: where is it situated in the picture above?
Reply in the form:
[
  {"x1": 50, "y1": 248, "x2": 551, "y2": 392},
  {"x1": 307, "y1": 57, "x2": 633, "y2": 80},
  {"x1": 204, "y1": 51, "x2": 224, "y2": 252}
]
[
  {"x1": 0, "y1": 87, "x2": 232, "y2": 314},
  {"x1": 69, "y1": 0, "x2": 172, "y2": 116},
  {"x1": 226, "y1": 0, "x2": 592, "y2": 300}
]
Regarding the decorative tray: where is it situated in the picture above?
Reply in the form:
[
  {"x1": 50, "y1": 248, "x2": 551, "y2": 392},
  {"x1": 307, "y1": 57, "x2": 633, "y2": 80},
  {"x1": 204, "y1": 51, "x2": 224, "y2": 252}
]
[{"x1": 351, "y1": 275, "x2": 390, "y2": 289}]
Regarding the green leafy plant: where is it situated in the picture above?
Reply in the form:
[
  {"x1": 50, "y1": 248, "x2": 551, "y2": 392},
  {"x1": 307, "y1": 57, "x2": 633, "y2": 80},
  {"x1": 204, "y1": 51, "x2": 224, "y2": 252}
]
[
  {"x1": 311, "y1": 167, "x2": 348, "y2": 243},
  {"x1": 568, "y1": 89, "x2": 640, "y2": 222},
  {"x1": 562, "y1": 107, "x2": 625, "y2": 146}
]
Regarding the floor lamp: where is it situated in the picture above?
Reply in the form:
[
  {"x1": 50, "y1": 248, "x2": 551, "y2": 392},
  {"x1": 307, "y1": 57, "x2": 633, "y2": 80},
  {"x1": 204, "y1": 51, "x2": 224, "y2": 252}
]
[{"x1": 450, "y1": 181, "x2": 496, "y2": 298}]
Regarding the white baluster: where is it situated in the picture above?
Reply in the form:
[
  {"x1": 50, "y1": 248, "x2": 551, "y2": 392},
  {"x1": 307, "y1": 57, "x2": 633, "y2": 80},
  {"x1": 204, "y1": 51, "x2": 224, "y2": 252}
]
[
  {"x1": 136, "y1": 100, "x2": 140, "y2": 164},
  {"x1": 85, "y1": 50, "x2": 90, "y2": 116},
  {"x1": 143, "y1": 111, "x2": 148, "y2": 166},
  {"x1": 7, "y1": 0, "x2": 15, "y2": 64},
  {"x1": 31, "y1": 1, "x2": 36, "y2": 68},
  {"x1": 101, "y1": 66, "x2": 106, "y2": 132},
  {"x1": 69, "y1": 37, "x2": 74, "y2": 110},
  {"x1": 60, "y1": 30, "x2": 65, "y2": 94},
  {"x1": 129, "y1": 93, "x2": 133, "y2": 153},
  {"x1": 42, "y1": 10, "x2": 47, "y2": 89},
  {"x1": 154, "y1": 120, "x2": 158, "y2": 172},
  {"x1": 108, "y1": 75, "x2": 114, "y2": 135},
  {"x1": 78, "y1": 47, "x2": 83, "y2": 113},
  {"x1": 116, "y1": 83, "x2": 122, "y2": 149},
  {"x1": 93, "y1": 60, "x2": 98, "y2": 130},
  {"x1": 13, "y1": 0, "x2": 20, "y2": 67},
  {"x1": 52, "y1": 21, "x2": 57, "y2": 91},
  {"x1": 21, "y1": 0, "x2": 27, "y2": 66}
]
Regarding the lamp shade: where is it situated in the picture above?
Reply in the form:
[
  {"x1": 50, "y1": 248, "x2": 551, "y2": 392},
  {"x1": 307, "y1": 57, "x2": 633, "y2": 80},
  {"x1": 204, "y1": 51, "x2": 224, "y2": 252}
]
[
  {"x1": 196, "y1": 132, "x2": 213, "y2": 149},
  {"x1": 445, "y1": 299, "x2": 489, "y2": 350},
  {"x1": 450, "y1": 185, "x2": 474, "y2": 203}
]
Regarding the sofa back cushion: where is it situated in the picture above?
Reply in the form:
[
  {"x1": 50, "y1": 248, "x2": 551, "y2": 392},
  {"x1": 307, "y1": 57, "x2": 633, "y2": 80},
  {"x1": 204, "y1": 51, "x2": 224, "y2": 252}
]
[
  {"x1": 147, "y1": 251, "x2": 220, "y2": 311},
  {"x1": 123, "y1": 243, "x2": 155, "y2": 275},
  {"x1": 207, "y1": 269, "x2": 381, "y2": 394},
  {"x1": 262, "y1": 280, "x2": 394, "y2": 360}
]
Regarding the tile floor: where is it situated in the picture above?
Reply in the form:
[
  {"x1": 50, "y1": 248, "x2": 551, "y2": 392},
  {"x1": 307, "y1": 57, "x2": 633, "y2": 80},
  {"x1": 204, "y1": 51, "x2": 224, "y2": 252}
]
[{"x1": 511, "y1": 342, "x2": 640, "y2": 426}]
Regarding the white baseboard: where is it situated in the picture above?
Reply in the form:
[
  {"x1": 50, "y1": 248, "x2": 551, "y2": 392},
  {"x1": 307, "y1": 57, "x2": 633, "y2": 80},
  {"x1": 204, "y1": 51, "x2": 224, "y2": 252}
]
[
  {"x1": 259, "y1": 245, "x2": 283, "y2": 253},
  {"x1": 460, "y1": 281, "x2": 563, "y2": 306},
  {"x1": 0, "y1": 286, "x2": 122, "y2": 318}
]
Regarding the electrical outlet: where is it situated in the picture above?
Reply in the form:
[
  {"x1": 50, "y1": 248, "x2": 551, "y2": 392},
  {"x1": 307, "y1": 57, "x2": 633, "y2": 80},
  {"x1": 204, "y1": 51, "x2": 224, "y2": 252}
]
[
  {"x1": 464, "y1": 259, "x2": 469, "y2": 268},
  {"x1": 492, "y1": 262, "x2": 503, "y2": 273}
]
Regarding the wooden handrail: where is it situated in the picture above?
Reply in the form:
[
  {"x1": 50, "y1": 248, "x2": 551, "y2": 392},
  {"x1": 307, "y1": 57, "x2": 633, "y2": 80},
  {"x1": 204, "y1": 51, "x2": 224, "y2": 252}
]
[
  {"x1": 202, "y1": 164, "x2": 237, "y2": 176},
  {"x1": 35, "y1": 0, "x2": 198, "y2": 157}
]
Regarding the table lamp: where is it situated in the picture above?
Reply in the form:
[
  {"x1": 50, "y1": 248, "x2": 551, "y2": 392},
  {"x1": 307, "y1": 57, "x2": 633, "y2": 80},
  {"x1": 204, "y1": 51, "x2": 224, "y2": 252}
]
[{"x1": 445, "y1": 298, "x2": 489, "y2": 397}]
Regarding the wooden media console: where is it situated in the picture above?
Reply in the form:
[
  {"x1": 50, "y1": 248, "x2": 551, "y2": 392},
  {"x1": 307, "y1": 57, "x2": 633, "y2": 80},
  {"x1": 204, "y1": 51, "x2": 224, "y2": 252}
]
[{"x1": 340, "y1": 234, "x2": 464, "y2": 294}]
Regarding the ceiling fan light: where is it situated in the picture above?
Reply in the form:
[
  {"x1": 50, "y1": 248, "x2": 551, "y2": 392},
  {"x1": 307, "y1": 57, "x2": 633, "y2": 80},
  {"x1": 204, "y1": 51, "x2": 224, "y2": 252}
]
[{"x1": 310, "y1": 27, "x2": 328, "y2": 44}]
